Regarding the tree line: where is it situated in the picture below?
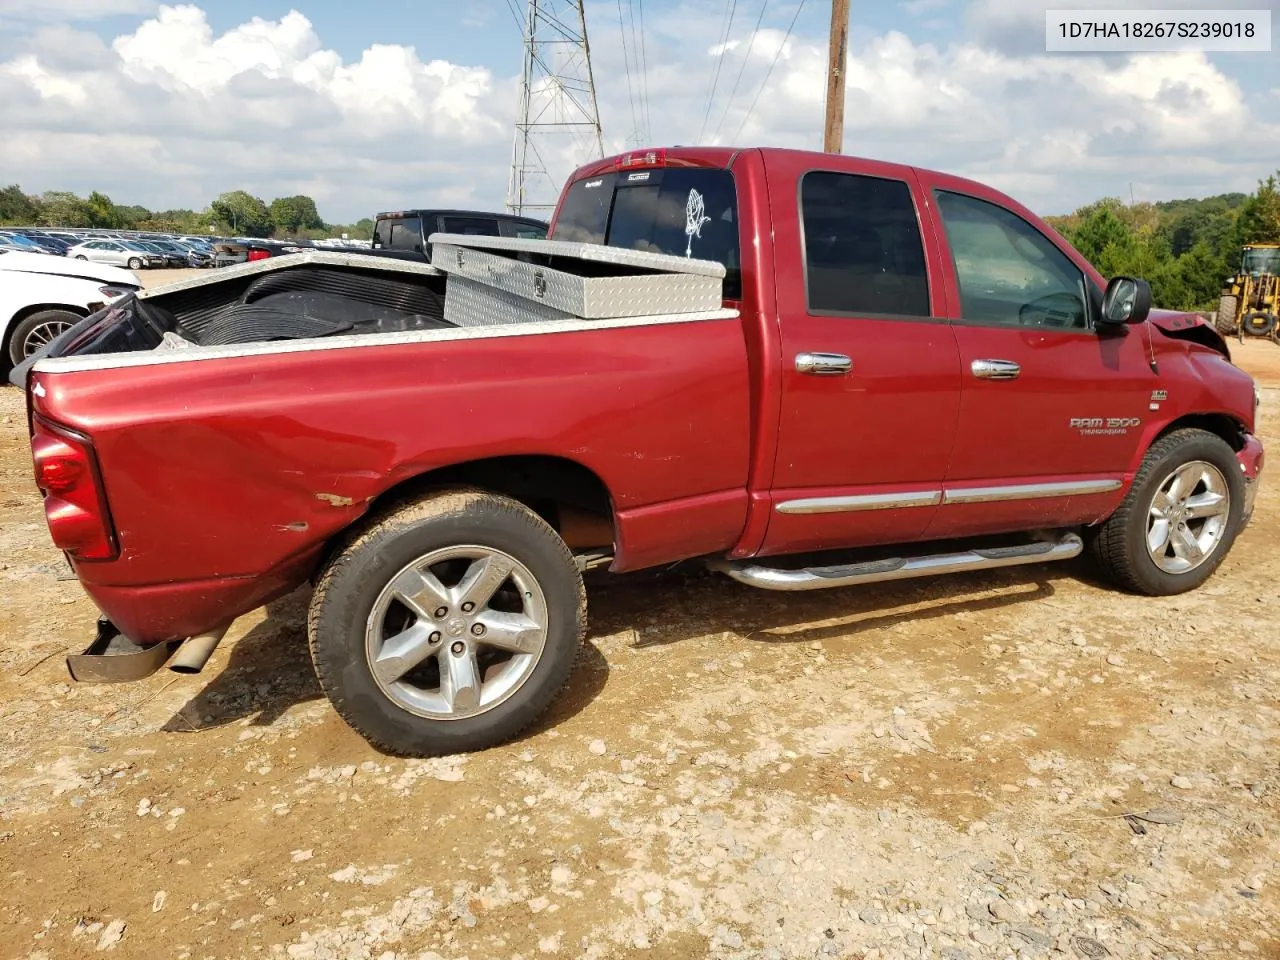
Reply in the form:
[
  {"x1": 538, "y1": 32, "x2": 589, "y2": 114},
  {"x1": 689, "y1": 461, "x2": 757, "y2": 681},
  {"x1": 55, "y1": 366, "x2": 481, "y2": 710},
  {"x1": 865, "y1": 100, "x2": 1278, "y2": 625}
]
[
  {"x1": 0, "y1": 185, "x2": 374, "y2": 242},
  {"x1": 1045, "y1": 171, "x2": 1280, "y2": 312}
]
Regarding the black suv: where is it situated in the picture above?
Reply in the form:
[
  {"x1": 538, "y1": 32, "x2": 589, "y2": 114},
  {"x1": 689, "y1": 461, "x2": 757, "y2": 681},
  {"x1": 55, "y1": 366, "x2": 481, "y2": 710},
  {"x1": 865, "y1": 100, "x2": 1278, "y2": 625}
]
[{"x1": 371, "y1": 210, "x2": 548, "y2": 263}]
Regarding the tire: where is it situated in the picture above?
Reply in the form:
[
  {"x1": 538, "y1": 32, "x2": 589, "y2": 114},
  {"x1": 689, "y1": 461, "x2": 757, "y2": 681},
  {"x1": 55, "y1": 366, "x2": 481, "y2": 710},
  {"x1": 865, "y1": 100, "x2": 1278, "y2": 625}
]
[
  {"x1": 308, "y1": 488, "x2": 586, "y2": 756},
  {"x1": 127, "y1": 257, "x2": 143, "y2": 270},
  {"x1": 75, "y1": 255, "x2": 88, "y2": 261},
  {"x1": 1091, "y1": 428, "x2": 1245, "y2": 596},
  {"x1": 1215, "y1": 294, "x2": 1239, "y2": 336},
  {"x1": 1242, "y1": 311, "x2": 1277, "y2": 338},
  {"x1": 6, "y1": 309, "x2": 81, "y2": 365}
]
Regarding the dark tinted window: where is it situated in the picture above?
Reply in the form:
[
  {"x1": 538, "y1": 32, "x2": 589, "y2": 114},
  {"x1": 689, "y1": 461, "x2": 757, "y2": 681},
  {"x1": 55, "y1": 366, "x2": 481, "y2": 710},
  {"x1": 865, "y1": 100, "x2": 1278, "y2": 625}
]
[
  {"x1": 372, "y1": 218, "x2": 393, "y2": 249},
  {"x1": 801, "y1": 172, "x2": 930, "y2": 317},
  {"x1": 388, "y1": 217, "x2": 424, "y2": 252},
  {"x1": 554, "y1": 168, "x2": 740, "y2": 298},
  {"x1": 440, "y1": 216, "x2": 501, "y2": 237},
  {"x1": 935, "y1": 191, "x2": 1087, "y2": 329},
  {"x1": 500, "y1": 220, "x2": 548, "y2": 240}
]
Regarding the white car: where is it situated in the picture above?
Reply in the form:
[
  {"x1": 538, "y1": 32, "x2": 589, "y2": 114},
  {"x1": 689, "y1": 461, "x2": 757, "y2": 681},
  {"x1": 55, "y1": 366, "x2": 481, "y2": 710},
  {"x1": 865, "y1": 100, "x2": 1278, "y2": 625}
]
[
  {"x1": 66, "y1": 239, "x2": 165, "y2": 271},
  {"x1": 0, "y1": 251, "x2": 139, "y2": 366}
]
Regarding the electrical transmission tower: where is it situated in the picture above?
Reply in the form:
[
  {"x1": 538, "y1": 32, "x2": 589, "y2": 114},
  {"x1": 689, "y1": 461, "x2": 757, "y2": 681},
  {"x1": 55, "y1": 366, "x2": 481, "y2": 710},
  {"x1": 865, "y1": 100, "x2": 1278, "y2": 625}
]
[{"x1": 506, "y1": 0, "x2": 605, "y2": 216}]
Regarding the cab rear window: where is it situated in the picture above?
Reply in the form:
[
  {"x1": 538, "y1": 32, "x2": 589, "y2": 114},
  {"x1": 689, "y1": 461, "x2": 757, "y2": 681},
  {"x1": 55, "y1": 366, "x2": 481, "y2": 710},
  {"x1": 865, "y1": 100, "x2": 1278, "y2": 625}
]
[{"x1": 553, "y1": 169, "x2": 741, "y2": 299}]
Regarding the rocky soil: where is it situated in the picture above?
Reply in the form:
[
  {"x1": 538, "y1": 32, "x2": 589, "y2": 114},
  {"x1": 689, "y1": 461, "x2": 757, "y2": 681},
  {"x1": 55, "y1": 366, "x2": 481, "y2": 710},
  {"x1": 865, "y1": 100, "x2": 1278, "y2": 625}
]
[{"x1": 1, "y1": 343, "x2": 1277, "y2": 960}]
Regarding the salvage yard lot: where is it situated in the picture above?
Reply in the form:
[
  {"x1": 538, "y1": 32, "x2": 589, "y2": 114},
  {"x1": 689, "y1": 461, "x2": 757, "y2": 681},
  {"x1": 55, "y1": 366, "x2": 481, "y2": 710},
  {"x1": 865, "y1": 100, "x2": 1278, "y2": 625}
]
[{"x1": 1, "y1": 345, "x2": 1277, "y2": 960}]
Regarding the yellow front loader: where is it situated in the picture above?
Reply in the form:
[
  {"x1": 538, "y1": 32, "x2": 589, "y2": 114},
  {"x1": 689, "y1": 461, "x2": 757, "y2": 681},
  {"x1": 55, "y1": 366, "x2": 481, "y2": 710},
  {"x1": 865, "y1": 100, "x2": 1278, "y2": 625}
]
[{"x1": 1216, "y1": 243, "x2": 1280, "y2": 343}]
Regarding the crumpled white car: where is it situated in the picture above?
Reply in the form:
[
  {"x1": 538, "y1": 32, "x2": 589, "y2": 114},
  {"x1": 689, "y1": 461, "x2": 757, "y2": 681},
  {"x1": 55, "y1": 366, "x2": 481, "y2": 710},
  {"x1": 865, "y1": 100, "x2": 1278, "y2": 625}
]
[{"x1": 1, "y1": 251, "x2": 140, "y2": 367}]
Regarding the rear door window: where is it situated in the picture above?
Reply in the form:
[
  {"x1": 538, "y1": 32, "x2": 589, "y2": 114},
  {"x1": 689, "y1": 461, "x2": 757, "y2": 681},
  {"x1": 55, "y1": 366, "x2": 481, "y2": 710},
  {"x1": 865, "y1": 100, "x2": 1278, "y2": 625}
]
[
  {"x1": 800, "y1": 172, "x2": 931, "y2": 317},
  {"x1": 388, "y1": 217, "x2": 424, "y2": 252},
  {"x1": 552, "y1": 168, "x2": 741, "y2": 298},
  {"x1": 440, "y1": 216, "x2": 501, "y2": 237}
]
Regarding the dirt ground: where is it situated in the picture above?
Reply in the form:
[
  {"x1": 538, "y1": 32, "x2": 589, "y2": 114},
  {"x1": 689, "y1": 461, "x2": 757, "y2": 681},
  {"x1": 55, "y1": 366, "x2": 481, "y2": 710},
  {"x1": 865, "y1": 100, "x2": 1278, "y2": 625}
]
[{"x1": 1, "y1": 342, "x2": 1278, "y2": 960}]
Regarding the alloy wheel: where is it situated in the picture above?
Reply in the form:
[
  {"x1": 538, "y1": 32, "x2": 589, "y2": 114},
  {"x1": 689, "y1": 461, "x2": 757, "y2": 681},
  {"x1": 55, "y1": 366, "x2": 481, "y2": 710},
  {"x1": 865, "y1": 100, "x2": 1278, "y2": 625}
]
[
  {"x1": 364, "y1": 545, "x2": 548, "y2": 720},
  {"x1": 1146, "y1": 460, "x2": 1231, "y2": 574}
]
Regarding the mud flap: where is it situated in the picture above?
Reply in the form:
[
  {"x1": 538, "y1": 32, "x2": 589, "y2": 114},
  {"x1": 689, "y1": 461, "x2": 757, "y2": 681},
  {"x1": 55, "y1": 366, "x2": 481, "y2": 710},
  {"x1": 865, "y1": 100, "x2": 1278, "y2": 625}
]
[{"x1": 66, "y1": 619, "x2": 180, "y2": 683}]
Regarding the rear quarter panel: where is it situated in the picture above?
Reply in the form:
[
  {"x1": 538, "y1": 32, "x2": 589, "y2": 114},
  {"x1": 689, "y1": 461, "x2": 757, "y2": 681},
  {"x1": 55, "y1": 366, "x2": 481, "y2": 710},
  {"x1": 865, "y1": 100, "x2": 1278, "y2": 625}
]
[
  {"x1": 0, "y1": 271, "x2": 102, "y2": 347},
  {"x1": 30, "y1": 317, "x2": 752, "y2": 590}
]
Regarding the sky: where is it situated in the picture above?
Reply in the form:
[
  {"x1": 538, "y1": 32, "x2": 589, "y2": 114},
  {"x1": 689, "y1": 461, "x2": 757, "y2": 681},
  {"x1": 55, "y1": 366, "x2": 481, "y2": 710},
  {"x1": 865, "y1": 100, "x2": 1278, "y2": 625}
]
[{"x1": 0, "y1": 0, "x2": 1277, "y2": 224}]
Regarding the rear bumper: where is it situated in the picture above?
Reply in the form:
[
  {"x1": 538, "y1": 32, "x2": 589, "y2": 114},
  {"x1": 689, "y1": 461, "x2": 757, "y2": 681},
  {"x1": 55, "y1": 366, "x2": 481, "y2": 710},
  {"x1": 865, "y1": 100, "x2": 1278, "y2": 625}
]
[
  {"x1": 1238, "y1": 433, "x2": 1264, "y2": 526},
  {"x1": 75, "y1": 548, "x2": 318, "y2": 646}
]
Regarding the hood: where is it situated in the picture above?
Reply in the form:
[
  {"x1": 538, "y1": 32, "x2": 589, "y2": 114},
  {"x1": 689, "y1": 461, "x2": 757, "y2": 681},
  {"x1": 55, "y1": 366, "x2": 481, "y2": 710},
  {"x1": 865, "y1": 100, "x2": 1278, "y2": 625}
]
[
  {"x1": 1147, "y1": 307, "x2": 1231, "y2": 359},
  {"x1": 0, "y1": 250, "x2": 139, "y2": 287}
]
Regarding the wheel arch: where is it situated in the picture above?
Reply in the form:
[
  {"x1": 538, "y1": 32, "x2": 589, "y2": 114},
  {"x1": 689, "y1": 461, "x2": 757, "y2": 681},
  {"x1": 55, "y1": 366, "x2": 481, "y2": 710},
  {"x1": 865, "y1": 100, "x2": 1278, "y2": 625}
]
[
  {"x1": 1, "y1": 302, "x2": 91, "y2": 367},
  {"x1": 1151, "y1": 412, "x2": 1249, "y2": 453},
  {"x1": 318, "y1": 454, "x2": 617, "y2": 576}
]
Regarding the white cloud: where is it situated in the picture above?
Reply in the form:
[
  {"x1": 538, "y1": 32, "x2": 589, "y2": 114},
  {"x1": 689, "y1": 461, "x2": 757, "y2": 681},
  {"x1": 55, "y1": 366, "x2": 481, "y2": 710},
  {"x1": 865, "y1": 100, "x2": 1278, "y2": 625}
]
[{"x1": 0, "y1": 2, "x2": 1276, "y2": 223}]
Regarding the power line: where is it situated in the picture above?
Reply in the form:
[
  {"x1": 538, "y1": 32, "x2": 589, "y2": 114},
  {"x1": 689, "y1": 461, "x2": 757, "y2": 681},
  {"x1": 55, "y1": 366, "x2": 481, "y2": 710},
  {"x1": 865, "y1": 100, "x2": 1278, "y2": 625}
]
[
  {"x1": 635, "y1": 0, "x2": 652, "y2": 141},
  {"x1": 617, "y1": 0, "x2": 641, "y2": 146},
  {"x1": 732, "y1": 0, "x2": 806, "y2": 143},
  {"x1": 697, "y1": 0, "x2": 739, "y2": 144},
  {"x1": 711, "y1": 0, "x2": 768, "y2": 144}
]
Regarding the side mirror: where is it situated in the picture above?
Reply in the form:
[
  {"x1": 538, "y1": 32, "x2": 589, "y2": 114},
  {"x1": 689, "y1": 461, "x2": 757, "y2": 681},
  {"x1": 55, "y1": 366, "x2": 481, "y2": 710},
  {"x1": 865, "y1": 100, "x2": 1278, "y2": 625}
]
[{"x1": 1100, "y1": 276, "x2": 1152, "y2": 326}]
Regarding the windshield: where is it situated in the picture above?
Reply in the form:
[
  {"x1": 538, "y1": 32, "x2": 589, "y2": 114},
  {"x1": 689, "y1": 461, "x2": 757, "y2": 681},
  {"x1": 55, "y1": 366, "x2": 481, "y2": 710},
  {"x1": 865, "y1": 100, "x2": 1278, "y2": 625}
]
[
  {"x1": 1242, "y1": 247, "x2": 1280, "y2": 276},
  {"x1": 2, "y1": 234, "x2": 42, "y2": 248},
  {"x1": 552, "y1": 167, "x2": 741, "y2": 299}
]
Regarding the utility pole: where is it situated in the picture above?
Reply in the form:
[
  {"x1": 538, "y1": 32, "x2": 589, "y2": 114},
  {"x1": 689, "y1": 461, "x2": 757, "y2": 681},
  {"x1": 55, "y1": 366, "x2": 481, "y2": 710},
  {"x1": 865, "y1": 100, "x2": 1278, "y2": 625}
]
[
  {"x1": 823, "y1": 0, "x2": 850, "y2": 154},
  {"x1": 507, "y1": 0, "x2": 605, "y2": 216}
]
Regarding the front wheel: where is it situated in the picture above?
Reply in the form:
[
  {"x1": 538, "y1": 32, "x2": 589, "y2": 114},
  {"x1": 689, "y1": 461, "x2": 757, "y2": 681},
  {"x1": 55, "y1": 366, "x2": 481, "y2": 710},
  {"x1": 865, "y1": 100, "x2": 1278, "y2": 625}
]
[
  {"x1": 126, "y1": 257, "x2": 143, "y2": 270},
  {"x1": 1091, "y1": 428, "x2": 1244, "y2": 596},
  {"x1": 75, "y1": 255, "x2": 89, "y2": 261},
  {"x1": 308, "y1": 488, "x2": 586, "y2": 755}
]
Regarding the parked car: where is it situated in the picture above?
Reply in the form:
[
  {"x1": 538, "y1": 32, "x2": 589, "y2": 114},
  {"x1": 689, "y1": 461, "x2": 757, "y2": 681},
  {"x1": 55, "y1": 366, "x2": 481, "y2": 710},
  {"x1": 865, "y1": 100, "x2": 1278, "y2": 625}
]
[
  {"x1": 5, "y1": 230, "x2": 71, "y2": 255},
  {"x1": 136, "y1": 239, "x2": 190, "y2": 268},
  {"x1": 370, "y1": 209, "x2": 548, "y2": 263},
  {"x1": 170, "y1": 240, "x2": 214, "y2": 267},
  {"x1": 66, "y1": 239, "x2": 164, "y2": 270},
  {"x1": 0, "y1": 250, "x2": 138, "y2": 365},
  {"x1": 0, "y1": 231, "x2": 55, "y2": 254},
  {"x1": 12, "y1": 146, "x2": 1264, "y2": 758}
]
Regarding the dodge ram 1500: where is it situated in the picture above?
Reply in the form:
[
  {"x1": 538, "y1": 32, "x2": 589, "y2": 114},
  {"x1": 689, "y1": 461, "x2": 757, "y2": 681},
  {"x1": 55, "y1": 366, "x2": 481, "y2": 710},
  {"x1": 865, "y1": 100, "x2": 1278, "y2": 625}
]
[{"x1": 14, "y1": 146, "x2": 1264, "y2": 756}]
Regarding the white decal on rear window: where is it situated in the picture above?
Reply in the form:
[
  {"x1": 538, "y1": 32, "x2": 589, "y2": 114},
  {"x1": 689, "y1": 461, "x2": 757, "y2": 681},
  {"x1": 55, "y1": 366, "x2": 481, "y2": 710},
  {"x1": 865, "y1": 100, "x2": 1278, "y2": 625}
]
[
  {"x1": 584, "y1": 179, "x2": 603, "y2": 189},
  {"x1": 685, "y1": 189, "x2": 711, "y2": 258}
]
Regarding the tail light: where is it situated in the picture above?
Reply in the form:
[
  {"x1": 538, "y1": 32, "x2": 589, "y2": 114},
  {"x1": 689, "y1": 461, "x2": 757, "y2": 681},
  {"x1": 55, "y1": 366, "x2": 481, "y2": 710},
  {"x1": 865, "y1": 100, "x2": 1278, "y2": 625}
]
[
  {"x1": 31, "y1": 418, "x2": 118, "y2": 561},
  {"x1": 615, "y1": 149, "x2": 668, "y2": 169},
  {"x1": 247, "y1": 248, "x2": 272, "y2": 261}
]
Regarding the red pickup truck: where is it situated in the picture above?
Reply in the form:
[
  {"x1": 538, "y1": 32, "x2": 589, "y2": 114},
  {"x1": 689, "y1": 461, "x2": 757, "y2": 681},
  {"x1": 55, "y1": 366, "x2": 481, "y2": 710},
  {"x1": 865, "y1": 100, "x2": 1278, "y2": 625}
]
[{"x1": 16, "y1": 146, "x2": 1264, "y2": 756}]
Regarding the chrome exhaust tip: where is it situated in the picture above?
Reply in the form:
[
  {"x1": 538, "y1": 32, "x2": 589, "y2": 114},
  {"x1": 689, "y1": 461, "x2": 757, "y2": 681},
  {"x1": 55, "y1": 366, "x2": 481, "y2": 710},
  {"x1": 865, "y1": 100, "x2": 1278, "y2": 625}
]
[{"x1": 168, "y1": 625, "x2": 231, "y2": 675}]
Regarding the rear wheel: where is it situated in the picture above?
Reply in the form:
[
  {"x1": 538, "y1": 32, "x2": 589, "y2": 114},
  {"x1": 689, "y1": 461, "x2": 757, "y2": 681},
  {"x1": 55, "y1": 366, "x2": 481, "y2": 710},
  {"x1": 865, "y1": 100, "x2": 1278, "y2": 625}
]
[
  {"x1": 1214, "y1": 294, "x2": 1239, "y2": 336},
  {"x1": 308, "y1": 489, "x2": 586, "y2": 755},
  {"x1": 1091, "y1": 428, "x2": 1244, "y2": 596},
  {"x1": 7, "y1": 309, "x2": 81, "y2": 365},
  {"x1": 127, "y1": 257, "x2": 143, "y2": 270}
]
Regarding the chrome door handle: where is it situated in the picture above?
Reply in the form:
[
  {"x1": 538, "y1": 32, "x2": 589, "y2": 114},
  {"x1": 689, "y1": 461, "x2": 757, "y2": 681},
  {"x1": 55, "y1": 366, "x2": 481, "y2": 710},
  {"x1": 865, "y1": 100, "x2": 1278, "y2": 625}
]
[
  {"x1": 796, "y1": 352, "x2": 853, "y2": 376},
  {"x1": 971, "y1": 359, "x2": 1021, "y2": 380}
]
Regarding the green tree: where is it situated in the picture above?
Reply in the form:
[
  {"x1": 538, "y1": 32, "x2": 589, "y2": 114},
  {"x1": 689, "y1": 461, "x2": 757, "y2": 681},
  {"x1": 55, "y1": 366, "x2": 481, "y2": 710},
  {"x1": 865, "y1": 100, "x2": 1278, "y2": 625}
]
[
  {"x1": 38, "y1": 191, "x2": 95, "y2": 228},
  {"x1": 1068, "y1": 203, "x2": 1131, "y2": 265},
  {"x1": 0, "y1": 184, "x2": 41, "y2": 225},
  {"x1": 268, "y1": 195, "x2": 324, "y2": 235},
  {"x1": 210, "y1": 190, "x2": 272, "y2": 237},
  {"x1": 1236, "y1": 172, "x2": 1280, "y2": 245}
]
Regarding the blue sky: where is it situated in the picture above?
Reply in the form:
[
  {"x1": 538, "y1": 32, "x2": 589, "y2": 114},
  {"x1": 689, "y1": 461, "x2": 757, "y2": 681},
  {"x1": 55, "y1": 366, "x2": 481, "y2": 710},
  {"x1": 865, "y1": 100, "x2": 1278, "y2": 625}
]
[{"x1": 0, "y1": 0, "x2": 1276, "y2": 222}]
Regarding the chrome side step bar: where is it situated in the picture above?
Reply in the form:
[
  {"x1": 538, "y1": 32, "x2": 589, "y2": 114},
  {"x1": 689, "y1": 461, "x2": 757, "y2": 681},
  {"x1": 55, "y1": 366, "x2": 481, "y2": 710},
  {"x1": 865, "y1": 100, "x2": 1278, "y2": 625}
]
[{"x1": 709, "y1": 533, "x2": 1083, "y2": 592}]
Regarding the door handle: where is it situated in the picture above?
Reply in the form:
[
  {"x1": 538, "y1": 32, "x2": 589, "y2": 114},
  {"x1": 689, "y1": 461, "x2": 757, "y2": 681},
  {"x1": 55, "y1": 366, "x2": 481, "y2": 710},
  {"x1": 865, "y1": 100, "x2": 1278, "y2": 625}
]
[
  {"x1": 971, "y1": 359, "x2": 1021, "y2": 380},
  {"x1": 796, "y1": 352, "x2": 853, "y2": 376}
]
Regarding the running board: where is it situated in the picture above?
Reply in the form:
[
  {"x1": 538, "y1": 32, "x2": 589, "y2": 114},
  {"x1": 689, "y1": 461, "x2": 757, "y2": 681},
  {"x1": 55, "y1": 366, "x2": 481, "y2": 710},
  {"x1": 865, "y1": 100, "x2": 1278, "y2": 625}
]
[{"x1": 708, "y1": 533, "x2": 1083, "y2": 592}]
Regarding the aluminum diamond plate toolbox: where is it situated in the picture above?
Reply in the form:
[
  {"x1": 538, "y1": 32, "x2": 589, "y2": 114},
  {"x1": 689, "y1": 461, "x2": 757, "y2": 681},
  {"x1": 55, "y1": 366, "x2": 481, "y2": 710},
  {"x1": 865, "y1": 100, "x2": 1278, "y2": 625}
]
[
  {"x1": 444, "y1": 276, "x2": 573, "y2": 327},
  {"x1": 430, "y1": 235, "x2": 724, "y2": 320}
]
